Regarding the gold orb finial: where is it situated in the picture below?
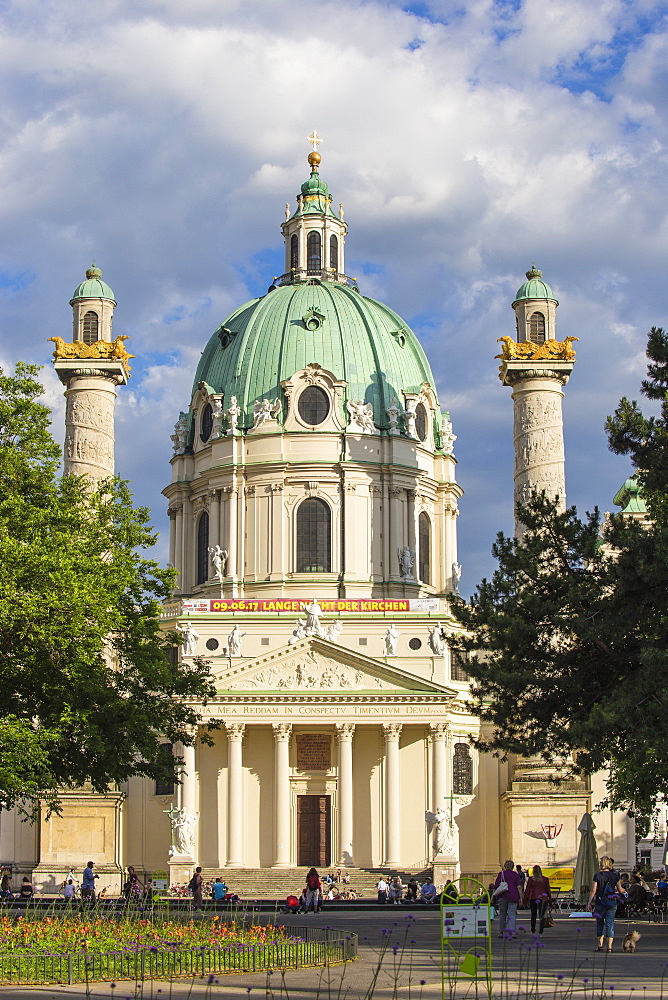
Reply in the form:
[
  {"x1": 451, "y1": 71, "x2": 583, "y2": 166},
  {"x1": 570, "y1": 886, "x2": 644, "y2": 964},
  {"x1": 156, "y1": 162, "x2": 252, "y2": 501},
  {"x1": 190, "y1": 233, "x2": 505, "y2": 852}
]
[{"x1": 308, "y1": 150, "x2": 321, "y2": 170}]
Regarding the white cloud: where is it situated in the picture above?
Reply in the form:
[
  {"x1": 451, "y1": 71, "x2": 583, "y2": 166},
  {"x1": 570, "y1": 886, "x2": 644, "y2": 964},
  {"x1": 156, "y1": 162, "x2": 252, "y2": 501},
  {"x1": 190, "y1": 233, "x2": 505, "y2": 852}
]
[{"x1": 0, "y1": 0, "x2": 666, "y2": 583}]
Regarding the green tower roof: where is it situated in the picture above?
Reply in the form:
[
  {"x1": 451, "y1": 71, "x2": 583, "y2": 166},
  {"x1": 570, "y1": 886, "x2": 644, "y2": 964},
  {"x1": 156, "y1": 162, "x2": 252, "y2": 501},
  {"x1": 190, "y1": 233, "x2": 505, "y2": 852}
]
[
  {"x1": 513, "y1": 264, "x2": 557, "y2": 305},
  {"x1": 192, "y1": 280, "x2": 439, "y2": 436},
  {"x1": 613, "y1": 475, "x2": 647, "y2": 516},
  {"x1": 70, "y1": 264, "x2": 116, "y2": 304}
]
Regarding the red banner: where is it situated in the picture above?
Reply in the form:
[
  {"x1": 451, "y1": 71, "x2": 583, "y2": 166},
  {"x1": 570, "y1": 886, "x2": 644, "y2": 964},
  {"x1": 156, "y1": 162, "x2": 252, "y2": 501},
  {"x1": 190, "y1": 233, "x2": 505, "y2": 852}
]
[{"x1": 181, "y1": 597, "x2": 439, "y2": 614}]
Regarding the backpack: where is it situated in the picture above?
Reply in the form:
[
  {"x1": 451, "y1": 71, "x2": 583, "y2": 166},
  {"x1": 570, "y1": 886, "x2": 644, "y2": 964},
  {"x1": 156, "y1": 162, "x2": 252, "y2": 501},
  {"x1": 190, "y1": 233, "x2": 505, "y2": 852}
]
[
  {"x1": 597, "y1": 872, "x2": 619, "y2": 908},
  {"x1": 188, "y1": 874, "x2": 199, "y2": 891},
  {"x1": 307, "y1": 875, "x2": 319, "y2": 890}
]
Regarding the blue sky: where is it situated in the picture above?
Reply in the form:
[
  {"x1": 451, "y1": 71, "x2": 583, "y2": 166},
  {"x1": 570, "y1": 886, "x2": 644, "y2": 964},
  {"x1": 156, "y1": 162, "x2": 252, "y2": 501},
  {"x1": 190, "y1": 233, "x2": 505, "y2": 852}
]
[{"x1": 1, "y1": 0, "x2": 667, "y2": 594}]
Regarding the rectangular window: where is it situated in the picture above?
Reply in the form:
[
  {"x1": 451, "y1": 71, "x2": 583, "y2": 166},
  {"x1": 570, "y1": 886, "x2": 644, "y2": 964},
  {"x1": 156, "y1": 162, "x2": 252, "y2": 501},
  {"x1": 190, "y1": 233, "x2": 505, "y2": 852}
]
[{"x1": 155, "y1": 744, "x2": 175, "y2": 796}]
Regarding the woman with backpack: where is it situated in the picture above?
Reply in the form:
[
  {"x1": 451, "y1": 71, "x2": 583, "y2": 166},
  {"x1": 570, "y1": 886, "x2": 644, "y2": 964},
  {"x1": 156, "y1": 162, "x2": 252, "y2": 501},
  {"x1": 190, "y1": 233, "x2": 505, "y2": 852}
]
[
  {"x1": 304, "y1": 868, "x2": 322, "y2": 912},
  {"x1": 587, "y1": 856, "x2": 625, "y2": 952}
]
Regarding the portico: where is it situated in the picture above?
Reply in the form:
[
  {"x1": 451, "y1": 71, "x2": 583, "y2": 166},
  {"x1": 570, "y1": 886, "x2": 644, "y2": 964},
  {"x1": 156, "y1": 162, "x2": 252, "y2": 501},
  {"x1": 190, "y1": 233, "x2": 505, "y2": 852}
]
[{"x1": 169, "y1": 638, "x2": 458, "y2": 877}]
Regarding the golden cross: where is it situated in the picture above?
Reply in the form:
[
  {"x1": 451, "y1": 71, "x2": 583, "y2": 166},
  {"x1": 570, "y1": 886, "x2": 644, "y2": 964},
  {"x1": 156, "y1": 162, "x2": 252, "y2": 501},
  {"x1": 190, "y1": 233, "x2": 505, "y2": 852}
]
[{"x1": 306, "y1": 130, "x2": 322, "y2": 151}]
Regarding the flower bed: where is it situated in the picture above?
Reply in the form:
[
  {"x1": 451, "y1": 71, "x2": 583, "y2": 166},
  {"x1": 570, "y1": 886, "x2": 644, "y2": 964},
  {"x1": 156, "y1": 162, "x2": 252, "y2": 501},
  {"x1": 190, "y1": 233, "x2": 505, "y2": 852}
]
[{"x1": 0, "y1": 917, "x2": 357, "y2": 985}]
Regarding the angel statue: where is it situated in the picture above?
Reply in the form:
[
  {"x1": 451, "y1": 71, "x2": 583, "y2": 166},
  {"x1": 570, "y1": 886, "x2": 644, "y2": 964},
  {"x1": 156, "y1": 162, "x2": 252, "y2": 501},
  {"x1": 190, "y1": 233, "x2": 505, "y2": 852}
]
[
  {"x1": 425, "y1": 807, "x2": 456, "y2": 857},
  {"x1": 208, "y1": 544, "x2": 228, "y2": 582},
  {"x1": 252, "y1": 397, "x2": 281, "y2": 429}
]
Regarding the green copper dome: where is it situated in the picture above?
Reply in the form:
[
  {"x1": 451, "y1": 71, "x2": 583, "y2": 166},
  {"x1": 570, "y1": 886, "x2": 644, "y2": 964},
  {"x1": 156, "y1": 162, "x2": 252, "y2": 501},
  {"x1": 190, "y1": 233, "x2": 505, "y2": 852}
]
[
  {"x1": 513, "y1": 264, "x2": 557, "y2": 305},
  {"x1": 70, "y1": 264, "x2": 116, "y2": 304},
  {"x1": 192, "y1": 280, "x2": 440, "y2": 440}
]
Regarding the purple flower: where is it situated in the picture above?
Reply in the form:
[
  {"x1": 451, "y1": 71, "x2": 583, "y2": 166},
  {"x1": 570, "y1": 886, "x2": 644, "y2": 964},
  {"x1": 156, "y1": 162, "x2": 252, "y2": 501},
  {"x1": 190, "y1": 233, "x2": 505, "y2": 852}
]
[
  {"x1": 556, "y1": 974, "x2": 564, "y2": 980},
  {"x1": 392, "y1": 944, "x2": 399, "y2": 955}
]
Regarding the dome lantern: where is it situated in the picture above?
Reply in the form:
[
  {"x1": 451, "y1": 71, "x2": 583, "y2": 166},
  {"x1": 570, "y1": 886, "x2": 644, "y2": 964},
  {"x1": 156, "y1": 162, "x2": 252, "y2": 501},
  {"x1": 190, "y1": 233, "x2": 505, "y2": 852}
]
[{"x1": 280, "y1": 133, "x2": 348, "y2": 284}]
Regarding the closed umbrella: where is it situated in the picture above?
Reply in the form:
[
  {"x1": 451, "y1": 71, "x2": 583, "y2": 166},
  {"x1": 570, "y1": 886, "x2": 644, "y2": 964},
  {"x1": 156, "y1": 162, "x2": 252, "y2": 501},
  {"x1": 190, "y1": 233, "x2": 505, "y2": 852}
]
[{"x1": 573, "y1": 812, "x2": 599, "y2": 904}]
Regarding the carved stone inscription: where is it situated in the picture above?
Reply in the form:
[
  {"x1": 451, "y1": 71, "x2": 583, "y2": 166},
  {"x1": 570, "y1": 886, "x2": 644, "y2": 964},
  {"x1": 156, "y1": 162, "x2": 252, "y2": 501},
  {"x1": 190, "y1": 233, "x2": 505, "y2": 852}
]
[{"x1": 296, "y1": 733, "x2": 331, "y2": 770}]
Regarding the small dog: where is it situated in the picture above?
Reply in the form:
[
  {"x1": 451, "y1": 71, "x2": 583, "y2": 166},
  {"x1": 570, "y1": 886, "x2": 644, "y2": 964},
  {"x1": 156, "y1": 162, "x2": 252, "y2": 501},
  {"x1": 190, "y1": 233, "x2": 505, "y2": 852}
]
[{"x1": 622, "y1": 930, "x2": 641, "y2": 953}]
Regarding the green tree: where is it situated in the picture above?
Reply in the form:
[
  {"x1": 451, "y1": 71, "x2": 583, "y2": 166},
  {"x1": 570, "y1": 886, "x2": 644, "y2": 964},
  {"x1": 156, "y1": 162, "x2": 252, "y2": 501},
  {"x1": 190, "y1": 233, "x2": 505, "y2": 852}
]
[
  {"x1": 0, "y1": 363, "x2": 215, "y2": 812},
  {"x1": 451, "y1": 330, "x2": 668, "y2": 827}
]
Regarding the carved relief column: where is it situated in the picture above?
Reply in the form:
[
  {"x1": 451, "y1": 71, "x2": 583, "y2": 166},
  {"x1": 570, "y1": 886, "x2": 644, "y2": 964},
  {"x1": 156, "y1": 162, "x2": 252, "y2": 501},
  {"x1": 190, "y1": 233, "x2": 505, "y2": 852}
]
[
  {"x1": 270, "y1": 484, "x2": 285, "y2": 581},
  {"x1": 272, "y1": 724, "x2": 292, "y2": 867},
  {"x1": 226, "y1": 723, "x2": 246, "y2": 866},
  {"x1": 383, "y1": 723, "x2": 402, "y2": 866},
  {"x1": 336, "y1": 724, "x2": 355, "y2": 865},
  {"x1": 430, "y1": 723, "x2": 449, "y2": 811}
]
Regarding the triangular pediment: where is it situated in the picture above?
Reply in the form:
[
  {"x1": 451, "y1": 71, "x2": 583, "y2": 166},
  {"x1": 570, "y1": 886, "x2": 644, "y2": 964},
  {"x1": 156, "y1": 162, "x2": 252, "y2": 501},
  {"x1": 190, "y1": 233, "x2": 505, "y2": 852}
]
[{"x1": 214, "y1": 637, "x2": 455, "y2": 695}]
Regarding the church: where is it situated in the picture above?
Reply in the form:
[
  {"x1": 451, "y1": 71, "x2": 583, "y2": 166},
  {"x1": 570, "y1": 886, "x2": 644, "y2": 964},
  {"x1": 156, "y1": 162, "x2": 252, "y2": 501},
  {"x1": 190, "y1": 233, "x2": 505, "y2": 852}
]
[{"x1": 5, "y1": 142, "x2": 635, "y2": 892}]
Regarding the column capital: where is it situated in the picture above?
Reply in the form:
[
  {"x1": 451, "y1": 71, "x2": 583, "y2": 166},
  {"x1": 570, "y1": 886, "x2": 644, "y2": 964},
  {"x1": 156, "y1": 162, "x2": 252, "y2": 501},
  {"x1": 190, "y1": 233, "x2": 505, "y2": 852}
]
[
  {"x1": 429, "y1": 722, "x2": 449, "y2": 739},
  {"x1": 382, "y1": 723, "x2": 403, "y2": 740},
  {"x1": 336, "y1": 722, "x2": 356, "y2": 740},
  {"x1": 226, "y1": 722, "x2": 246, "y2": 740},
  {"x1": 272, "y1": 722, "x2": 292, "y2": 740}
]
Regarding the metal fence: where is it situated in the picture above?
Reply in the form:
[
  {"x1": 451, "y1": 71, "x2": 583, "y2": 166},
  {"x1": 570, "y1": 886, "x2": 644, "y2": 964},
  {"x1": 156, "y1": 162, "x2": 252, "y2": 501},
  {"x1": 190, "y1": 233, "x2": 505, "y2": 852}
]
[{"x1": 0, "y1": 926, "x2": 358, "y2": 985}]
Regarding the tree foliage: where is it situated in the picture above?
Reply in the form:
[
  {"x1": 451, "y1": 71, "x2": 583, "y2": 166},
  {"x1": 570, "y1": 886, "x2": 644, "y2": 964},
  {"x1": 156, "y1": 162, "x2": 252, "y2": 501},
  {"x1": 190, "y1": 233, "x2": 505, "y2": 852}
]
[
  {"x1": 0, "y1": 363, "x2": 215, "y2": 810},
  {"x1": 451, "y1": 329, "x2": 668, "y2": 828}
]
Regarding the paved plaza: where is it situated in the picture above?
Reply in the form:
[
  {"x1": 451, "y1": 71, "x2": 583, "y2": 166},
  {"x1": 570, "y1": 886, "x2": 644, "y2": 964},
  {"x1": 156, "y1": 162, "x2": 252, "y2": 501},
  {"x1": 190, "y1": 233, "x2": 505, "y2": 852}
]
[{"x1": 0, "y1": 911, "x2": 666, "y2": 999}]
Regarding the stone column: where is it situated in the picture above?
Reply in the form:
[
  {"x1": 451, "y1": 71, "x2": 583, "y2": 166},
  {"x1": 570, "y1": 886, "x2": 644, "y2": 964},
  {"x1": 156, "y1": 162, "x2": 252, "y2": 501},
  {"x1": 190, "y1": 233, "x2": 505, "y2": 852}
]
[
  {"x1": 383, "y1": 724, "x2": 402, "y2": 866},
  {"x1": 181, "y1": 497, "x2": 192, "y2": 593},
  {"x1": 336, "y1": 724, "x2": 355, "y2": 866},
  {"x1": 172, "y1": 503, "x2": 183, "y2": 591},
  {"x1": 389, "y1": 487, "x2": 403, "y2": 580},
  {"x1": 226, "y1": 723, "x2": 246, "y2": 866},
  {"x1": 272, "y1": 724, "x2": 292, "y2": 867},
  {"x1": 62, "y1": 374, "x2": 119, "y2": 480},
  {"x1": 406, "y1": 488, "x2": 417, "y2": 560},
  {"x1": 209, "y1": 489, "x2": 221, "y2": 560},
  {"x1": 226, "y1": 485, "x2": 239, "y2": 596},
  {"x1": 181, "y1": 741, "x2": 198, "y2": 823},
  {"x1": 500, "y1": 362, "x2": 574, "y2": 537},
  {"x1": 430, "y1": 723, "x2": 448, "y2": 811}
]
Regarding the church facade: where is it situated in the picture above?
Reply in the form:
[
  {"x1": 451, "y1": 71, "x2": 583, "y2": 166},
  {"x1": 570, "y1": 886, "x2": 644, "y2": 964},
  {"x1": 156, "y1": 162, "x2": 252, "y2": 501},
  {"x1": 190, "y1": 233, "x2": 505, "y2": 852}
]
[{"x1": 4, "y1": 145, "x2": 635, "y2": 891}]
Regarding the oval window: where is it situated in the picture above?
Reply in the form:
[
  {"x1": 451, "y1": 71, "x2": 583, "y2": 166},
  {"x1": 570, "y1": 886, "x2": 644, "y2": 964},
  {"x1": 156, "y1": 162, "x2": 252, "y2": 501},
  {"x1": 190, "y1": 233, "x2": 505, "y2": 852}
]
[
  {"x1": 298, "y1": 386, "x2": 330, "y2": 426},
  {"x1": 200, "y1": 403, "x2": 213, "y2": 442},
  {"x1": 415, "y1": 403, "x2": 428, "y2": 442}
]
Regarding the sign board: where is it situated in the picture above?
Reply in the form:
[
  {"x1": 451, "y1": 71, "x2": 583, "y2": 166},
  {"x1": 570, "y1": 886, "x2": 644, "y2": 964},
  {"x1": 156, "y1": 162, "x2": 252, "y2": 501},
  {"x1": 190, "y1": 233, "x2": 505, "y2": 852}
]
[
  {"x1": 442, "y1": 903, "x2": 491, "y2": 939},
  {"x1": 543, "y1": 867, "x2": 574, "y2": 892},
  {"x1": 181, "y1": 598, "x2": 440, "y2": 614},
  {"x1": 296, "y1": 734, "x2": 331, "y2": 770}
]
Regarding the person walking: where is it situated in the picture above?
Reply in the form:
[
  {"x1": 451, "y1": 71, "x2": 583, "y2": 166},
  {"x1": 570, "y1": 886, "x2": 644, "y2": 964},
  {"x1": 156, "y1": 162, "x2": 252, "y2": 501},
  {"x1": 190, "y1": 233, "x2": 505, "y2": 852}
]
[
  {"x1": 493, "y1": 860, "x2": 523, "y2": 936},
  {"x1": 588, "y1": 856, "x2": 625, "y2": 952},
  {"x1": 304, "y1": 868, "x2": 322, "y2": 912},
  {"x1": 522, "y1": 865, "x2": 552, "y2": 934},
  {"x1": 189, "y1": 866, "x2": 203, "y2": 909}
]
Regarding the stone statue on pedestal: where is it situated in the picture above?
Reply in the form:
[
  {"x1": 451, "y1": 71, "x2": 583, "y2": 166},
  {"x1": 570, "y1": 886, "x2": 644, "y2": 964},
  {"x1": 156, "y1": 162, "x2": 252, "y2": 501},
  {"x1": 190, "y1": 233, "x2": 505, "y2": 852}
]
[
  {"x1": 175, "y1": 621, "x2": 199, "y2": 656},
  {"x1": 165, "y1": 805, "x2": 198, "y2": 856}
]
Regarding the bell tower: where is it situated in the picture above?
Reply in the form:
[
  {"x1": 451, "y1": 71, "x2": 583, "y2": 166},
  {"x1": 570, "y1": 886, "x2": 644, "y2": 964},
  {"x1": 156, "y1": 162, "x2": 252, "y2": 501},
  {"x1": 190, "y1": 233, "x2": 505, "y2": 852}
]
[{"x1": 50, "y1": 264, "x2": 132, "y2": 482}]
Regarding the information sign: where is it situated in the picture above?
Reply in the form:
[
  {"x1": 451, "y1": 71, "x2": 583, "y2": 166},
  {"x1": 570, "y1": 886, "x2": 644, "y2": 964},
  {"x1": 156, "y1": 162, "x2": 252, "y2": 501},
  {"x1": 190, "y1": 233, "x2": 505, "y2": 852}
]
[
  {"x1": 442, "y1": 903, "x2": 491, "y2": 939},
  {"x1": 543, "y1": 867, "x2": 574, "y2": 891}
]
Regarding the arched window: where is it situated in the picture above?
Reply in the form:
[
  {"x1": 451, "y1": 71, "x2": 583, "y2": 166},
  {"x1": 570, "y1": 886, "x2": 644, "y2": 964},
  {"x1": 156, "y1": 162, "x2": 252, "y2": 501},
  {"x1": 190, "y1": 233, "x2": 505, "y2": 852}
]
[
  {"x1": 82, "y1": 311, "x2": 99, "y2": 345},
  {"x1": 196, "y1": 511, "x2": 209, "y2": 585},
  {"x1": 307, "y1": 231, "x2": 322, "y2": 273},
  {"x1": 200, "y1": 403, "x2": 213, "y2": 442},
  {"x1": 329, "y1": 234, "x2": 338, "y2": 273},
  {"x1": 453, "y1": 742, "x2": 473, "y2": 795},
  {"x1": 290, "y1": 234, "x2": 299, "y2": 271},
  {"x1": 529, "y1": 312, "x2": 546, "y2": 344},
  {"x1": 297, "y1": 498, "x2": 331, "y2": 572},
  {"x1": 418, "y1": 512, "x2": 431, "y2": 584}
]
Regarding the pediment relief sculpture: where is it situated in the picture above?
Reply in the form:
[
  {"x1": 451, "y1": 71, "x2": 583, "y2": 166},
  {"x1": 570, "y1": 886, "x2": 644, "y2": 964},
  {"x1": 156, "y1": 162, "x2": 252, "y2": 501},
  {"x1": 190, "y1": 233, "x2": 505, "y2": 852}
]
[{"x1": 217, "y1": 648, "x2": 400, "y2": 692}]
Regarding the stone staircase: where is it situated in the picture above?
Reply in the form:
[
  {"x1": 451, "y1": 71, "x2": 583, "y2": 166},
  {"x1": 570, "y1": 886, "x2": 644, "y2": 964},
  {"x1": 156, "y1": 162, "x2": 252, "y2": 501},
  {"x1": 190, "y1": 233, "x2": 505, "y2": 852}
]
[{"x1": 197, "y1": 866, "x2": 432, "y2": 900}]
